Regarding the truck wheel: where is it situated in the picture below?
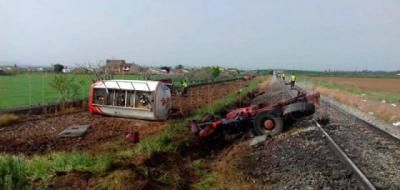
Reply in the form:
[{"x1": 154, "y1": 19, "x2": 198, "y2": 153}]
[
  {"x1": 283, "y1": 102, "x2": 315, "y2": 120},
  {"x1": 254, "y1": 111, "x2": 283, "y2": 136}
]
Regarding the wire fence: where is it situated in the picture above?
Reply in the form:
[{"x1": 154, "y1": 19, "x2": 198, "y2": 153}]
[
  {"x1": 0, "y1": 72, "x2": 243, "y2": 111},
  {"x1": 0, "y1": 72, "x2": 92, "y2": 110}
]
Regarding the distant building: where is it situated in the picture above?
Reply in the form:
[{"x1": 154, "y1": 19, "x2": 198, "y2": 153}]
[
  {"x1": 160, "y1": 66, "x2": 171, "y2": 73},
  {"x1": 174, "y1": 68, "x2": 189, "y2": 74},
  {"x1": 62, "y1": 68, "x2": 71, "y2": 73},
  {"x1": 226, "y1": 68, "x2": 240, "y2": 75},
  {"x1": 105, "y1": 59, "x2": 126, "y2": 73},
  {"x1": 148, "y1": 68, "x2": 165, "y2": 74},
  {"x1": 0, "y1": 65, "x2": 21, "y2": 73},
  {"x1": 105, "y1": 59, "x2": 143, "y2": 74},
  {"x1": 72, "y1": 67, "x2": 89, "y2": 74}
]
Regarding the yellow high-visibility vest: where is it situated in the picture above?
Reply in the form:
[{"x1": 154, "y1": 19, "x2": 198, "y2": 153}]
[
  {"x1": 182, "y1": 81, "x2": 188, "y2": 88},
  {"x1": 291, "y1": 75, "x2": 296, "y2": 81}
]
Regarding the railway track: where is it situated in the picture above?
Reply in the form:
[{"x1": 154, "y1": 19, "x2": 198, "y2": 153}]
[{"x1": 279, "y1": 78, "x2": 400, "y2": 190}]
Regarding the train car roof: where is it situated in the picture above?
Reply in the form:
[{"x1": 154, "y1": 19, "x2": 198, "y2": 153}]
[{"x1": 92, "y1": 80, "x2": 161, "y2": 92}]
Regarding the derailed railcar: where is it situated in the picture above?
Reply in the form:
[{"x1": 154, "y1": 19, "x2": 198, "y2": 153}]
[{"x1": 88, "y1": 80, "x2": 171, "y2": 120}]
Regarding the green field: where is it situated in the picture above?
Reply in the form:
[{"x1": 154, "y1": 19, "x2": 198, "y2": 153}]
[
  {"x1": 0, "y1": 73, "x2": 240, "y2": 109},
  {"x1": 0, "y1": 73, "x2": 143, "y2": 109}
]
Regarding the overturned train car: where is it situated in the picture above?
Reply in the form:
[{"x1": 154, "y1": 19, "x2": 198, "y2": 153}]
[{"x1": 88, "y1": 80, "x2": 171, "y2": 120}]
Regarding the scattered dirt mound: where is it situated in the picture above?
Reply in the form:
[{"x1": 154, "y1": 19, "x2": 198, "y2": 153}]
[{"x1": 0, "y1": 80, "x2": 250, "y2": 155}]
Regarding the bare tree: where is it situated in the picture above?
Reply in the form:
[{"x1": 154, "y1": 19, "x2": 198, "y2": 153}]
[
  {"x1": 49, "y1": 75, "x2": 81, "y2": 102},
  {"x1": 75, "y1": 61, "x2": 113, "y2": 83}
]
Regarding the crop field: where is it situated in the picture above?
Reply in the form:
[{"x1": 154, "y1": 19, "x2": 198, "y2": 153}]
[
  {"x1": 0, "y1": 73, "x2": 240, "y2": 109},
  {"x1": 304, "y1": 76, "x2": 400, "y2": 103},
  {"x1": 310, "y1": 76, "x2": 400, "y2": 94},
  {"x1": 300, "y1": 75, "x2": 400, "y2": 124},
  {"x1": 0, "y1": 73, "x2": 143, "y2": 109}
]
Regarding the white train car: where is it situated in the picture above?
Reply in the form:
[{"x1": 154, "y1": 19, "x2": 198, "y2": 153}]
[{"x1": 88, "y1": 80, "x2": 171, "y2": 120}]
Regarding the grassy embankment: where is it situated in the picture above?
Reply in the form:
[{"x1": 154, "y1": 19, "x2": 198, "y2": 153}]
[
  {"x1": 301, "y1": 76, "x2": 400, "y2": 123},
  {"x1": 0, "y1": 76, "x2": 268, "y2": 189}
]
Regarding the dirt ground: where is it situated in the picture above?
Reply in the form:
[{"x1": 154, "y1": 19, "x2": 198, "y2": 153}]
[
  {"x1": 0, "y1": 80, "x2": 250, "y2": 155},
  {"x1": 312, "y1": 76, "x2": 400, "y2": 94},
  {"x1": 172, "y1": 80, "x2": 251, "y2": 115}
]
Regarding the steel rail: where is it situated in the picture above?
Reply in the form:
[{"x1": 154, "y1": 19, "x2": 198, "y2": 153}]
[
  {"x1": 278, "y1": 76, "x2": 376, "y2": 190},
  {"x1": 313, "y1": 119, "x2": 376, "y2": 190}
]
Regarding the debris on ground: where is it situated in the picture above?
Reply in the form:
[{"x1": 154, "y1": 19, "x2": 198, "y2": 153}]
[
  {"x1": 125, "y1": 131, "x2": 140, "y2": 143},
  {"x1": 59, "y1": 124, "x2": 90, "y2": 138},
  {"x1": 249, "y1": 135, "x2": 268, "y2": 147}
]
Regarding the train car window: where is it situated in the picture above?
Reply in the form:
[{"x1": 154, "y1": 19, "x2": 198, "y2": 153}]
[
  {"x1": 93, "y1": 88, "x2": 107, "y2": 105},
  {"x1": 135, "y1": 91, "x2": 152, "y2": 110},
  {"x1": 115, "y1": 90, "x2": 125, "y2": 106}
]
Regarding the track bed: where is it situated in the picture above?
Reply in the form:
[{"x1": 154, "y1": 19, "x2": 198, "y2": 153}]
[
  {"x1": 317, "y1": 105, "x2": 400, "y2": 189},
  {"x1": 238, "y1": 78, "x2": 363, "y2": 189},
  {"x1": 287, "y1": 77, "x2": 400, "y2": 189}
]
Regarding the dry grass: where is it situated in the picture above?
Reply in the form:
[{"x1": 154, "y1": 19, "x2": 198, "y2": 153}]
[
  {"x1": 310, "y1": 85, "x2": 400, "y2": 123},
  {"x1": 211, "y1": 143, "x2": 254, "y2": 190},
  {"x1": 0, "y1": 114, "x2": 19, "y2": 127},
  {"x1": 257, "y1": 76, "x2": 271, "y2": 90},
  {"x1": 312, "y1": 76, "x2": 400, "y2": 94}
]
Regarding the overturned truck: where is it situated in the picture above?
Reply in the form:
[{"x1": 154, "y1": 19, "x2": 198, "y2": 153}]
[
  {"x1": 190, "y1": 91, "x2": 320, "y2": 140},
  {"x1": 89, "y1": 80, "x2": 171, "y2": 120}
]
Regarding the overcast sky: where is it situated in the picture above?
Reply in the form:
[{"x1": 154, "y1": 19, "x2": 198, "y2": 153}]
[{"x1": 0, "y1": 0, "x2": 399, "y2": 70}]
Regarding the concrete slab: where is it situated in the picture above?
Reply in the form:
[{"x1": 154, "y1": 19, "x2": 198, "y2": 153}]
[
  {"x1": 249, "y1": 135, "x2": 268, "y2": 147},
  {"x1": 59, "y1": 124, "x2": 90, "y2": 138}
]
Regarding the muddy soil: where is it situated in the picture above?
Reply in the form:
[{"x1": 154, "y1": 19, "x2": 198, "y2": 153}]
[
  {"x1": 0, "y1": 80, "x2": 250, "y2": 155},
  {"x1": 172, "y1": 80, "x2": 251, "y2": 115}
]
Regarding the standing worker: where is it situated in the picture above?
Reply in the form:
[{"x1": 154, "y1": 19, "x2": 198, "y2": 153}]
[
  {"x1": 290, "y1": 73, "x2": 296, "y2": 89},
  {"x1": 282, "y1": 73, "x2": 286, "y2": 81},
  {"x1": 181, "y1": 78, "x2": 189, "y2": 97}
]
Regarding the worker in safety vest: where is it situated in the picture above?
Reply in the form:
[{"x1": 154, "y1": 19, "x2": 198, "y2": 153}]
[
  {"x1": 290, "y1": 73, "x2": 296, "y2": 89},
  {"x1": 181, "y1": 78, "x2": 189, "y2": 97},
  {"x1": 282, "y1": 73, "x2": 286, "y2": 81}
]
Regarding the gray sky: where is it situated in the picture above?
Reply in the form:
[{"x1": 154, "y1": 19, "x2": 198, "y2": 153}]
[{"x1": 1, "y1": 0, "x2": 399, "y2": 70}]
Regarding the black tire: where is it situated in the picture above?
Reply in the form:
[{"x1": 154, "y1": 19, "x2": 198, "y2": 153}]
[
  {"x1": 283, "y1": 102, "x2": 315, "y2": 120},
  {"x1": 254, "y1": 111, "x2": 283, "y2": 136}
]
